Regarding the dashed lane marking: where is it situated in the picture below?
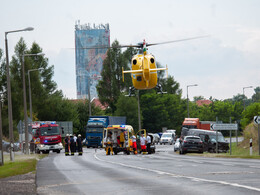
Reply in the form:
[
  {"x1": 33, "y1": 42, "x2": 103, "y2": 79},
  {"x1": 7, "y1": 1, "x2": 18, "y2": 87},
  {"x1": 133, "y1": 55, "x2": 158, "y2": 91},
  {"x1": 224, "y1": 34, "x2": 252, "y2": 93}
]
[{"x1": 94, "y1": 153, "x2": 260, "y2": 193}]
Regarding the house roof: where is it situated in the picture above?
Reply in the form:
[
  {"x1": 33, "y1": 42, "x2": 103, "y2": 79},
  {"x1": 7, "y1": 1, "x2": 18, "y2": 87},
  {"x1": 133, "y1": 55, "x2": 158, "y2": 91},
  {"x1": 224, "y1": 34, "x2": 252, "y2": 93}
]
[
  {"x1": 196, "y1": 99, "x2": 212, "y2": 106},
  {"x1": 69, "y1": 98, "x2": 108, "y2": 110}
]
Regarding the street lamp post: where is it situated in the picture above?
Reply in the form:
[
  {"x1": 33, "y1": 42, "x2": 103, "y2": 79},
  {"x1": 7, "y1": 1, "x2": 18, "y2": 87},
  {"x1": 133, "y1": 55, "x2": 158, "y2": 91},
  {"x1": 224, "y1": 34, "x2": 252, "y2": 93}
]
[
  {"x1": 5, "y1": 27, "x2": 34, "y2": 161},
  {"x1": 187, "y1": 84, "x2": 198, "y2": 118},
  {"x1": 0, "y1": 93, "x2": 4, "y2": 166},
  {"x1": 23, "y1": 54, "x2": 44, "y2": 155},
  {"x1": 243, "y1": 86, "x2": 253, "y2": 110},
  {"x1": 28, "y1": 67, "x2": 44, "y2": 124}
]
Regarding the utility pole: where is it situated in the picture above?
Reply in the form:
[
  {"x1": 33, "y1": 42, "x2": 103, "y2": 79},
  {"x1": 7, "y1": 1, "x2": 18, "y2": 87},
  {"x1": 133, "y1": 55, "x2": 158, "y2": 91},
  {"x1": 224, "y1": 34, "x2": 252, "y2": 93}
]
[{"x1": 0, "y1": 94, "x2": 4, "y2": 166}]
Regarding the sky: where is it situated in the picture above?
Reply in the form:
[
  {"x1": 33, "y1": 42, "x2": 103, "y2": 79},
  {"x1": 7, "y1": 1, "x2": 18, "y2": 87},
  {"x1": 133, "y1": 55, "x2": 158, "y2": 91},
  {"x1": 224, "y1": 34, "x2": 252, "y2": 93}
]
[{"x1": 0, "y1": 0, "x2": 259, "y2": 100}]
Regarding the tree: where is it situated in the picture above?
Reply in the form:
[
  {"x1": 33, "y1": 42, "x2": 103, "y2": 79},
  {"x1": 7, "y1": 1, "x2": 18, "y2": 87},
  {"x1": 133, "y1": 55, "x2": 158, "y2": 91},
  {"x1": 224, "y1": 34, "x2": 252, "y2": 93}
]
[
  {"x1": 240, "y1": 102, "x2": 260, "y2": 129},
  {"x1": 74, "y1": 100, "x2": 104, "y2": 137},
  {"x1": 141, "y1": 92, "x2": 186, "y2": 134},
  {"x1": 160, "y1": 75, "x2": 182, "y2": 95},
  {"x1": 193, "y1": 96, "x2": 205, "y2": 102},
  {"x1": 252, "y1": 87, "x2": 260, "y2": 103},
  {"x1": 97, "y1": 40, "x2": 136, "y2": 113},
  {"x1": 10, "y1": 38, "x2": 61, "y2": 122},
  {"x1": 114, "y1": 95, "x2": 139, "y2": 131}
]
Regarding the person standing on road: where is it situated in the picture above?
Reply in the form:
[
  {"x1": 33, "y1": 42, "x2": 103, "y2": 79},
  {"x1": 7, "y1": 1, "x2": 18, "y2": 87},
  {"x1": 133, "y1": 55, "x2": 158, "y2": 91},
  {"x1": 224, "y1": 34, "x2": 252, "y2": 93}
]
[
  {"x1": 73, "y1": 134, "x2": 77, "y2": 152},
  {"x1": 120, "y1": 130, "x2": 125, "y2": 147},
  {"x1": 146, "y1": 134, "x2": 151, "y2": 154},
  {"x1": 131, "y1": 135, "x2": 137, "y2": 154},
  {"x1": 64, "y1": 134, "x2": 70, "y2": 156},
  {"x1": 140, "y1": 134, "x2": 147, "y2": 154},
  {"x1": 70, "y1": 134, "x2": 75, "y2": 155},
  {"x1": 77, "y1": 134, "x2": 83, "y2": 155}
]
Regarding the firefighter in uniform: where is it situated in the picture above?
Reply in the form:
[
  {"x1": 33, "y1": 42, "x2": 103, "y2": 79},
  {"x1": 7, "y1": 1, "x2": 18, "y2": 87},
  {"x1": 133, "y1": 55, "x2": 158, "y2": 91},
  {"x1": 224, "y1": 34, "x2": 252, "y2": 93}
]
[
  {"x1": 70, "y1": 134, "x2": 75, "y2": 155},
  {"x1": 105, "y1": 131, "x2": 113, "y2": 155},
  {"x1": 147, "y1": 134, "x2": 152, "y2": 154},
  {"x1": 65, "y1": 134, "x2": 70, "y2": 156},
  {"x1": 77, "y1": 134, "x2": 83, "y2": 155}
]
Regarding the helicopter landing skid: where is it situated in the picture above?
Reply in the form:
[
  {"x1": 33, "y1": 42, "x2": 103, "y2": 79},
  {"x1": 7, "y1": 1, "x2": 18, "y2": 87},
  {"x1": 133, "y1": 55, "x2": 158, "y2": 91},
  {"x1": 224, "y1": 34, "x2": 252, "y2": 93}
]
[
  {"x1": 126, "y1": 87, "x2": 136, "y2": 97},
  {"x1": 156, "y1": 84, "x2": 167, "y2": 94}
]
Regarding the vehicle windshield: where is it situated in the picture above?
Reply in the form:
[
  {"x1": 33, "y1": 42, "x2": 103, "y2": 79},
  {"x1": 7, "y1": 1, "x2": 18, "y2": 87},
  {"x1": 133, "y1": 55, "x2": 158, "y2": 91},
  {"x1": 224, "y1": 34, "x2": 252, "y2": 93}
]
[
  {"x1": 87, "y1": 122, "x2": 104, "y2": 127},
  {"x1": 162, "y1": 134, "x2": 171, "y2": 137},
  {"x1": 209, "y1": 134, "x2": 225, "y2": 142},
  {"x1": 86, "y1": 128, "x2": 103, "y2": 133},
  {"x1": 185, "y1": 137, "x2": 201, "y2": 141},
  {"x1": 40, "y1": 126, "x2": 59, "y2": 136}
]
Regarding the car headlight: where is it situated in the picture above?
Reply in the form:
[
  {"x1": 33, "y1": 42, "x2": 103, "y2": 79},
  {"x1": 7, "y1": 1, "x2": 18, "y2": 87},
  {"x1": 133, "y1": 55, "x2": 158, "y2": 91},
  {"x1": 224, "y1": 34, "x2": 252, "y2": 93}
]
[
  {"x1": 39, "y1": 144, "x2": 44, "y2": 148},
  {"x1": 58, "y1": 143, "x2": 63, "y2": 147}
]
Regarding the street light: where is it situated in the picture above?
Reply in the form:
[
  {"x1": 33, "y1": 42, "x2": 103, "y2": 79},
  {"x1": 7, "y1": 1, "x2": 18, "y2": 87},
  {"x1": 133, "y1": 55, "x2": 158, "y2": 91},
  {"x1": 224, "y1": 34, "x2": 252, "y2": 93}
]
[
  {"x1": 0, "y1": 93, "x2": 4, "y2": 166},
  {"x1": 22, "y1": 53, "x2": 44, "y2": 155},
  {"x1": 28, "y1": 67, "x2": 44, "y2": 123},
  {"x1": 5, "y1": 27, "x2": 34, "y2": 161},
  {"x1": 243, "y1": 86, "x2": 253, "y2": 110},
  {"x1": 187, "y1": 84, "x2": 198, "y2": 118}
]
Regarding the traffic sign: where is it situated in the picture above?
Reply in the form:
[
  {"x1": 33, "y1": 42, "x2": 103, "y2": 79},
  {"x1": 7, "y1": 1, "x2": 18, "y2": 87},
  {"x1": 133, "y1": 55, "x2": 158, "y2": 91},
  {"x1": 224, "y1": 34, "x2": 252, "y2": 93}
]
[
  {"x1": 254, "y1": 116, "x2": 260, "y2": 124},
  {"x1": 212, "y1": 123, "x2": 238, "y2": 131}
]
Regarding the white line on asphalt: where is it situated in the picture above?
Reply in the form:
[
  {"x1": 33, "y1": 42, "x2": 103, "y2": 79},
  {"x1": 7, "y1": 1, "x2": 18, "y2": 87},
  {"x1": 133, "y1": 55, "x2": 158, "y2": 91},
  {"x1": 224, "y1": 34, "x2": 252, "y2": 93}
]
[
  {"x1": 250, "y1": 166, "x2": 260, "y2": 169},
  {"x1": 94, "y1": 154, "x2": 260, "y2": 193}
]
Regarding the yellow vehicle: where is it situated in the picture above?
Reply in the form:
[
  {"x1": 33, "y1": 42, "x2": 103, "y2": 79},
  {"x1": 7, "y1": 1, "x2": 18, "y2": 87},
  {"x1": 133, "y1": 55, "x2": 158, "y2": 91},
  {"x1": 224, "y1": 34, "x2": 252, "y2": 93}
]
[{"x1": 103, "y1": 125, "x2": 135, "y2": 155}]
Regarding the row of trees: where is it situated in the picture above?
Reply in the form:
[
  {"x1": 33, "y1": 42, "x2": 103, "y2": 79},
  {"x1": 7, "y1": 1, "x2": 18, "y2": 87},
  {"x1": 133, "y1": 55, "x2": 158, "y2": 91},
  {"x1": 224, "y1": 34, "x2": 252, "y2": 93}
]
[{"x1": 0, "y1": 39, "x2": 259, "y2": 140}]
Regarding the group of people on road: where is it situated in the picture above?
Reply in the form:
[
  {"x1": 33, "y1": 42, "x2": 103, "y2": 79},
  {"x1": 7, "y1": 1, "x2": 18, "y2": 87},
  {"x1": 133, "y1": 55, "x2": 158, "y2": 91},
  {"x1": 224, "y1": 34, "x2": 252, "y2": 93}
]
[
  {"x1": 64, "y1": 134, "x2": 83, "y2": 156},
  {"x1": 139, "y1": 134, "x2": 152, "y2": 154}
]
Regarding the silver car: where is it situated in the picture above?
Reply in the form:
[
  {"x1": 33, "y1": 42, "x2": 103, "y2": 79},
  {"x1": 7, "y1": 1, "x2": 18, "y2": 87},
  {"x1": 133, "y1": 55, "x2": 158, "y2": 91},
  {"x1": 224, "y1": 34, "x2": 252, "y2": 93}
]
[
  {"x1": 2, "y1": 140, "x2": 20, "y2": 152},
  {"x1": 174, "y1": 138, "x2": 180, "y2": 152}
]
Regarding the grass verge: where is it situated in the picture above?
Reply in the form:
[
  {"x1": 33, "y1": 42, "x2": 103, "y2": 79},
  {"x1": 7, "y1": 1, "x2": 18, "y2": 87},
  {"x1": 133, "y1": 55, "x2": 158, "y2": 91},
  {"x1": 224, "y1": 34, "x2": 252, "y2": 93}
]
[
  {"x1": 190, "y1": 142, "x2": 260, "y2": 159},
  {"x1": 0, "y1": 154, "x2": 47, "y2": 179}
]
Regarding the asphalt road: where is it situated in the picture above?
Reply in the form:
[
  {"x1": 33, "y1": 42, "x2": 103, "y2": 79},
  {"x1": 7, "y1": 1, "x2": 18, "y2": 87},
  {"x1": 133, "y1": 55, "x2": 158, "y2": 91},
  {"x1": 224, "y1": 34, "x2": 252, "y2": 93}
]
[{"x1": 37, "y1": 145, "x2": 260, "y2": 195}]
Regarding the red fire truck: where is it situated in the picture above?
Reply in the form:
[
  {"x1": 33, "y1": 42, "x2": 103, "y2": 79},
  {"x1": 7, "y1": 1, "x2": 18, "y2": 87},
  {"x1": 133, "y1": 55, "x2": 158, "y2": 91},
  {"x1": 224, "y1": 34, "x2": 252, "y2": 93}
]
[{"x1": 32, "y1": 121, "x2": 63, "y2": 154}]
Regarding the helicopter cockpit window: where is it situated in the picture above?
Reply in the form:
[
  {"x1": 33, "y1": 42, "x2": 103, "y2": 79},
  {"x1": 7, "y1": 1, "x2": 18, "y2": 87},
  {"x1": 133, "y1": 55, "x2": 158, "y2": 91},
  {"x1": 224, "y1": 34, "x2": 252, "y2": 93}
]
[
  {"x1": 133, "y1": 59, "x2": 137, "y2": 65},
  {"x1": 137, "y1": 76, "x2": 142, "y2": 81}
]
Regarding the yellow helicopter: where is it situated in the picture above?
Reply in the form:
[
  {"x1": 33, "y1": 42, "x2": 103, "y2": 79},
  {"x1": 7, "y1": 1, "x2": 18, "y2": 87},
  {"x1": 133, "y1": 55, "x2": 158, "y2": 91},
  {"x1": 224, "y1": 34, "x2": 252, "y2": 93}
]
[
  {"x1": 122, "y1": 39, "x2": 168, "y2": 93},
  {"x1": 121, "y1": 35, "x2": 209, "y2": 96}
]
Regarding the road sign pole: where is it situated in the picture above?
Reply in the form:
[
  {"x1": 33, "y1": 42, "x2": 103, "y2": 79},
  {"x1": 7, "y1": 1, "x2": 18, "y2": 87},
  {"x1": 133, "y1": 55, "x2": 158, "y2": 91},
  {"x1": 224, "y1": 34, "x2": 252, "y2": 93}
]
[
  {"x1": 230, "y1": 130, "x2": 232, "y2": 155},
  {"x1": 229, "y1": 117, "x2": 232, "y2": 155},
  {"x1": 254, "y1": 116, "x2": 260, "y2": 155},
  {"x1": 250, "y1": 138, "x2": 252, "y2": 156}
]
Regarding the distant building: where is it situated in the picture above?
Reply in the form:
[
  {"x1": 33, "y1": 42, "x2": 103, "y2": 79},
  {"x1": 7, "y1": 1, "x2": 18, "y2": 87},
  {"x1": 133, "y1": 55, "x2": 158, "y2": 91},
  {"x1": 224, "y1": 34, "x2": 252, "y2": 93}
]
[
  {"x1": 75, "y1": 21, "x2": 110, "y2": 100},
  {"x1": 196, "y1": 99, "x2": 212, "y2": 106}
]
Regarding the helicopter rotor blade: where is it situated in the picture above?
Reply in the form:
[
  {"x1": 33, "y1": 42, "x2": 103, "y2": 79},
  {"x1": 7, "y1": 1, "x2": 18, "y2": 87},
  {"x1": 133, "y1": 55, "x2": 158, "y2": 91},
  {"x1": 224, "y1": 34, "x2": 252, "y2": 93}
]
[
  {"x1": 77, "y1": 44, "x2": 141, "y2": 50},
  {"x1": 72, "y1": 35, "x2": 209, "y2": 50},
  {"x1": 146, "y1": 35, "x2": 210, "y2": 47}
]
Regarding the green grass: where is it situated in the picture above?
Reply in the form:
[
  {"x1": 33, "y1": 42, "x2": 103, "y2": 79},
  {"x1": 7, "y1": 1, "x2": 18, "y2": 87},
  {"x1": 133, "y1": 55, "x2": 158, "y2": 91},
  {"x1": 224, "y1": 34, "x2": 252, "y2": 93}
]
[
  {"x1": 190, "y1": 142, "x2": 260, "y2": 159},
  {"x1": 0, "y1": 154, "x2": 47, "y2": 179}
]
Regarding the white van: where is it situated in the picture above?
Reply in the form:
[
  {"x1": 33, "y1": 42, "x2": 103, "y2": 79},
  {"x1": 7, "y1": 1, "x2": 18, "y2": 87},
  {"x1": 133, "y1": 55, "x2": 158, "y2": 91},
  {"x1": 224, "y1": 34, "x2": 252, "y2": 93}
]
[{"x1": 160, "y1": 133, "x2": 175, "y2": 145}]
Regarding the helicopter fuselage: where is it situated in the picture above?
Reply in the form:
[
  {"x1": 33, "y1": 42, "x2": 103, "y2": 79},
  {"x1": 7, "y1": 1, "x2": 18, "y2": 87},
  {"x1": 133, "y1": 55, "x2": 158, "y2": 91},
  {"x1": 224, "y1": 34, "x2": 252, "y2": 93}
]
[{"x1": 131, "y1": 53, "x2": 158, "y2": 90}]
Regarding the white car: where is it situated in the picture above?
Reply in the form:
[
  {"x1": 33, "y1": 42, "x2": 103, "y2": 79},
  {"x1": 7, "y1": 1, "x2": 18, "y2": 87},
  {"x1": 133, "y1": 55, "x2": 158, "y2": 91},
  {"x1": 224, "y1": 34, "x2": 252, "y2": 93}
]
[
  {"x1": 174, "y1": 138, "x2": 180, "y2": 152},
  {"x1": 160, "y1": 133, "x2": 175, "y2": 145}
]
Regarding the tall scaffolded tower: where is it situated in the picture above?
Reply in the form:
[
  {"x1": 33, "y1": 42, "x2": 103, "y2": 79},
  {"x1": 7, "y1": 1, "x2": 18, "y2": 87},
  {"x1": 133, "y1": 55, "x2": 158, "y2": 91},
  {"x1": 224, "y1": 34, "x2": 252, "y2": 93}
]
[{"x1": 75, "y1": 21, "x2": 110, "y2": 100}]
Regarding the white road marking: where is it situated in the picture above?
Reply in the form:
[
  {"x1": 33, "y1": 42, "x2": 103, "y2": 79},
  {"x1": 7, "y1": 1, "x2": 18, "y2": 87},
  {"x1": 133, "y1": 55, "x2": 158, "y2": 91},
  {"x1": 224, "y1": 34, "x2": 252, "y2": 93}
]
[{"x1": 94, "y1": 153, "x2": 260, "y2": 193}]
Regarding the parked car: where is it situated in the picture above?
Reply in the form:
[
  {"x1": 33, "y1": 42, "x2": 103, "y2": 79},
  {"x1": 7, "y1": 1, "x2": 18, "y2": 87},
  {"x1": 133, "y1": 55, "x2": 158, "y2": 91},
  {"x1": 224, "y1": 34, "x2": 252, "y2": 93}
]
[
  {"x1": 179, "y1": 136, "x2": 203, "y2": 154},
  {"x1": 160, "y1": 133, "x2": 175, "y2": 145},
  {"x1": 174, "y1": 138, "x2": 180, "y2": 152},
  {"x1": 181, "y1": 128, "x2": 229, "y2": 153},
  {"x1": 2, "y1": 140, "x2": 20, "y2": 152}
]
